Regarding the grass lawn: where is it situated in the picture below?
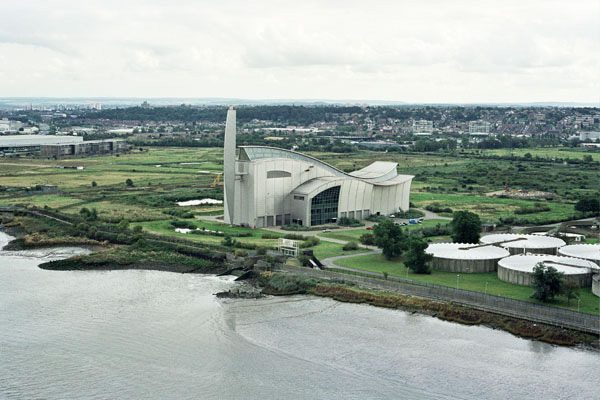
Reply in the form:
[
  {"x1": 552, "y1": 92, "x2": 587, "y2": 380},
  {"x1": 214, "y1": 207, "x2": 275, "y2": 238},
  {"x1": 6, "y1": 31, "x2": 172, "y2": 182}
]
[
  {"x1": 312, "y1": 241, "x2": 371, "y2": 259},
  {"x1": 131, "y1": 219, "x2": 285, "y2": 247},
  {"x1": 319, "y1": 219, "x2": 450, "y2": 243},
  {"x1": 335, "y1": 253, "x2": 600, "y2": 315}
]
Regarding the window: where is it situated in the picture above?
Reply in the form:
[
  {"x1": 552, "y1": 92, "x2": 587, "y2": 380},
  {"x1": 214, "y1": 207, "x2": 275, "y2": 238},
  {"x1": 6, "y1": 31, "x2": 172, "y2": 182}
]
[
  {"x1": 310, "y1": 186, "x2": 340, "y2": 226},
  {"x1": 294, "y1": 195, "x2": 305, "y2": 201},
  {"x1": 267, "y1": 170, "x2": 291, "y2": 179}
]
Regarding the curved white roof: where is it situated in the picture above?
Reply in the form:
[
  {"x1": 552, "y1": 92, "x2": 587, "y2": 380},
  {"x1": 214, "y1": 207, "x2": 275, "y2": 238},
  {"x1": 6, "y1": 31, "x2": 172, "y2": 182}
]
[
  {"x1": 291, "y1": 176, "x2": 348, "y2": 195},
  {"x1": 426, "y1": 243, "x2": 509, "y2": 260},
  {"x1": 558, "y1": 244, "x2": 600, "y2": 262},
  {"x1": 349, "y1": 161, "x2": 397, "y2": 182},
  {"x1": 498, "y1": 254, "x2": 599, "y2": 275},
  {"x1": 238, "y1": 145, "x2": 413, "y2": 185},
  {"x1": 480, "y1": 233, "x2": 565, "y2": 249}
]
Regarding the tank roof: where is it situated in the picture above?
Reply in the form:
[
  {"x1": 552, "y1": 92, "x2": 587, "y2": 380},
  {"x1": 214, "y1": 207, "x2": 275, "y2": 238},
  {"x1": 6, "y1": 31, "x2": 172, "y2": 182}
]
[
  {"x1": 558, "y1": 244, "x2": 600, "y2": 262},
  {"x1": 480, "y1": 233, "x2": 565, "y2": 249},
  {"x1": 426, "y1": 243, "x2": 510, "y2": 260},
  {"x1": 498, "y1": 254, "x2": 599, "y2": 274}
]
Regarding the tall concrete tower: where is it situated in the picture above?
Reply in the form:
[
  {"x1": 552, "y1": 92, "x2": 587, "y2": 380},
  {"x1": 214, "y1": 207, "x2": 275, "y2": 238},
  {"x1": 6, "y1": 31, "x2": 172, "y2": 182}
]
[{"x1": 223, "y1": 107, "x2": 236, "y2": 224}]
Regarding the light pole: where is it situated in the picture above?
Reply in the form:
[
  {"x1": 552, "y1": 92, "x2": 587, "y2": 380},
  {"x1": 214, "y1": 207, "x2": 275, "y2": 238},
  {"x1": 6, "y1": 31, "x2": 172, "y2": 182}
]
[
  {"x1": 577, "y1": 299, "x2": 580, "y2": 312},
  {"x1": 456, "y1": 274, "x2": 460, "y2": 290},
  {"x1": 485, "y1": 282, "x2": 488, "y2": 295}
]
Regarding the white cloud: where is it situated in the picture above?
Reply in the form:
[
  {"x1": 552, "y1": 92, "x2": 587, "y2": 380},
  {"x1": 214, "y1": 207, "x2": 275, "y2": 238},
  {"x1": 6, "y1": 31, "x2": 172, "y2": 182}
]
[{"x1": 0, "y1": 0, "x2": 597, "y2": 102}]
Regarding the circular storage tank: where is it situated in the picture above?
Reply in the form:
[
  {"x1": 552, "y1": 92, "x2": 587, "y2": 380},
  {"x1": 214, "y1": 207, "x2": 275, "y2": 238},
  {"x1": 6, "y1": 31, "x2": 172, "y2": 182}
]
[
  {"x1": 558, "y1": 244, "x2": 600, "y2": 264},
  {"x1": 497, "y1": 254, "x2": 599, "y2": 288},
  {"x1": 426, "y1": 243, "x2": 510, "y2": 273},
  {"x1": 480, "y1": 233, "x2": 565, "y2": 255},
  {"x1": 593, "y1": 275, "x2": 600, "y2": 297}
]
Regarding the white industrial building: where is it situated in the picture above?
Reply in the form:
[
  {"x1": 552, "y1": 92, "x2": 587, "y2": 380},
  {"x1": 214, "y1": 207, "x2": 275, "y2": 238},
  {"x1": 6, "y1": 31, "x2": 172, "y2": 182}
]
[
  {"x1": 480, "y1": 233, "x2": 566, "y2": 255},
  {"x1": 468, "y1": 120, "x2": 491, "y2": 136},
  {"x1": 579, "y1": 131, "x2": 600, "y2": 141},
  {"x1": 0, "y1": 135, "x2": 83, "y2": 152},
  {"x1": 497, "y1": 254, "x2": 599, "y2": 288},
  {"x1": 425, "y1": 243, "x2": 509, "y2": 273},
  {"x1": 412, "y1": 120, "x2": 433, "y2": 136},
  {"x1": 223, "y1": 108, "x2": 413, "y2": 227}
]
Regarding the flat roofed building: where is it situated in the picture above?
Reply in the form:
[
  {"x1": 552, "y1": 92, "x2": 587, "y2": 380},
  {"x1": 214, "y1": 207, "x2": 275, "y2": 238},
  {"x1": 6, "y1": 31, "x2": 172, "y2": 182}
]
[
  {"x1": 469, "y1": 120, "x2": 491, "y2": 136},
  {"x1": 40, "y1": 139, "x2": 129, "y2": 158},
  {"x1": 412, "y1": 120, "x2": 433, "y2": 136},
  {"x1": 223, "y1": 108, "x2": 413, "y2": 228},
  {"x1": 0, "y1": 135, "x2": 83, "y2": 152}
]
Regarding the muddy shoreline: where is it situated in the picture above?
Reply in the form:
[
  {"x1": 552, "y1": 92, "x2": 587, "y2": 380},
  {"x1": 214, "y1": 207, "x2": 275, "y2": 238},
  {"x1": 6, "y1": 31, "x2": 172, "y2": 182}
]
[{"x1": 258, "y1": 272, "x2": 600, "y2": 349}]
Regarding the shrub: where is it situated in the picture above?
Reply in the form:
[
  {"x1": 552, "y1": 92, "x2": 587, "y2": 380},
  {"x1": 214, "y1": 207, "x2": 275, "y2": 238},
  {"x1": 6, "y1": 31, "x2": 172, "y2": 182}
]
[
  {"x1": 266, "y1": 274, "x2": 319, "y2": 293},
  {"x1": 300, "y1": 237, "x2": 320, "y2": 248},
  {"x1": 394, "y1": 208, "x2": 425, "y2": 219},
  {"x1": 297, "y1": 255, "x2": 311, "y2": 267},
  {"x1": 117, "y1": 219, "x2": 130, "y2": 231},
  {"x1": 234, "y1": 241, "x2": 257, "y2": 250},
  {"x1": 234, "y1": 249, "x2": 248, "y2": 257},
  {"x1": 116, "y1": 233, "x2": 129, "y2": 244},
  {"x1": 359, "y1": 233, "x2": 375, "y2": 245},
  {"x1": 338, "y1": 217, "x2": 363, "y2": 227},
  {"x1": 366, "y1": 215, "x2": 387, "y2": 223},
  {"x1": 261, "y1": 233, "x2": 280, "y2": 239},
  {"x1": 343, "y1": 241, "x2": 359, "y2": 251},
  {"x1": 125, "y1": 178, "x2": 134, "y2": 187},
  {"x1": 170, "y1": 219, "x2": 196, "y2": 230},
  {"x1": 425, "y1": 202, "x2": 453, "y2": 214},
  {"x1": 222, "y1": 235, "x2": 236, "y2": 247},
  {"x1": 256, "y1": 247, "x2": 267, "y2": 255},
  {"x1": 284, "y1": 233, "x2": 305, "y2": 240}
]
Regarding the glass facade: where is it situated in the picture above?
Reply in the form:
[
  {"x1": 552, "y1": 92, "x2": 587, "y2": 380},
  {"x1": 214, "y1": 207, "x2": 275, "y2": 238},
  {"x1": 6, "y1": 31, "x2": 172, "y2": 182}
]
[{"x1": 310, "y1": 186, "x2": 340, "y2": 226}]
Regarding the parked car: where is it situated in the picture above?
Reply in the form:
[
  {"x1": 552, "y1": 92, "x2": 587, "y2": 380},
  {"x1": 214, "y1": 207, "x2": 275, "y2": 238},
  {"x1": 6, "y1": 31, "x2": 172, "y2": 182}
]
[
  {"x1": 408, "y1": 219, "x2": 418, "y2": 224},
  {"x1": 389, "y1": 214, "x2": 396, "y2": 218},
  {"x1": 366, "y1": 226, "x2": 373, "y2": 230},
  {"x1": 322, "y1": 228, "x2": 331, "y2": 233},
  {"x1": 400, "y1": 222, "x2": 407, "y2": 226}
]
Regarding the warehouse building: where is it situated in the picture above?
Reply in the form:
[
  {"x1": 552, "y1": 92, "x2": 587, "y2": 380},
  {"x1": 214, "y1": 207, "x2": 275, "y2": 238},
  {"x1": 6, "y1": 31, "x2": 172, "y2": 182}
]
[
  {"x1": 0, "y1": 135, "x2": 83, "y2": 153},
  {"x1": 223, "y1": 108, "x2": 413, "y2": 227},
  {"x1": 40, "y1": 139, "x2": 129, "y2": 158}
]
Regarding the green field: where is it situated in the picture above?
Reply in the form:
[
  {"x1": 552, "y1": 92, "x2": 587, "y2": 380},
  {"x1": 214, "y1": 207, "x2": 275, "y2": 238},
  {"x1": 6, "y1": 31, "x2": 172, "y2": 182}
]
[
  {"x1": 334, "y1": 254, "x2": 600, "y2": 315},
  {"x1": 411, "y1": 193, "x2": 576, "y2": 224},
  {"x1": 1, "y1": 145, "x2": 597, "y2": 261},
  {"x1": 319, "y1": 219, "x2": 450, "y2": 242},
  {"x1": 471, "y1": 147, "x2": 600, "y2": 162}
]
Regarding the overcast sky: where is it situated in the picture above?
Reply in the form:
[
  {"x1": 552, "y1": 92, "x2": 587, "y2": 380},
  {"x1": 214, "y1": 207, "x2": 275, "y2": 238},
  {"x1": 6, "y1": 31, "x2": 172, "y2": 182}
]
[{"x1": 0, "y1": 0, "x2": 598, "y2": 103}]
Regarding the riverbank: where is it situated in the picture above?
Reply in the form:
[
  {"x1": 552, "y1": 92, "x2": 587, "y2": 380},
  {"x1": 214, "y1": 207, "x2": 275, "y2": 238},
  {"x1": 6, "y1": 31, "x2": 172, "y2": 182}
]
[
  {"x1": 258, "y1": 271, "x2": 599, "y2": 348},
  {"x1": 0, "y1": 213, "x2": 228, "y2": 275}
]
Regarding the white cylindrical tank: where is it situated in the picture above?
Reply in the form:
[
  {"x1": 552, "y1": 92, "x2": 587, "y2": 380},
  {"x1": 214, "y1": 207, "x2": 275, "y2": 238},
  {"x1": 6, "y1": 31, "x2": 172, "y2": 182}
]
[
  {"x1": 558, "y1": 244, "x2": 600, "y2": 264},
  {"x1": 480, "y1": 233, "x2": 565, "y2": 255},
  {"x1": 593, "y1": 274, "x2": 600, "y2": 297},
  {"x1": 497, "y1": 254, "x2": 599, "y2": 288},
  {"x1": 425, "y1": 243, "x2": 510, "y2": 273}
]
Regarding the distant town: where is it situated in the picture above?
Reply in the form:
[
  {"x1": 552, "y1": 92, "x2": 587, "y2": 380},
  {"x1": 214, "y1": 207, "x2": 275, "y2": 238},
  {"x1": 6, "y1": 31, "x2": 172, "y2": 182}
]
[{"x1": 1, "y1": 102, "x2": 599, "y2": 158}]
